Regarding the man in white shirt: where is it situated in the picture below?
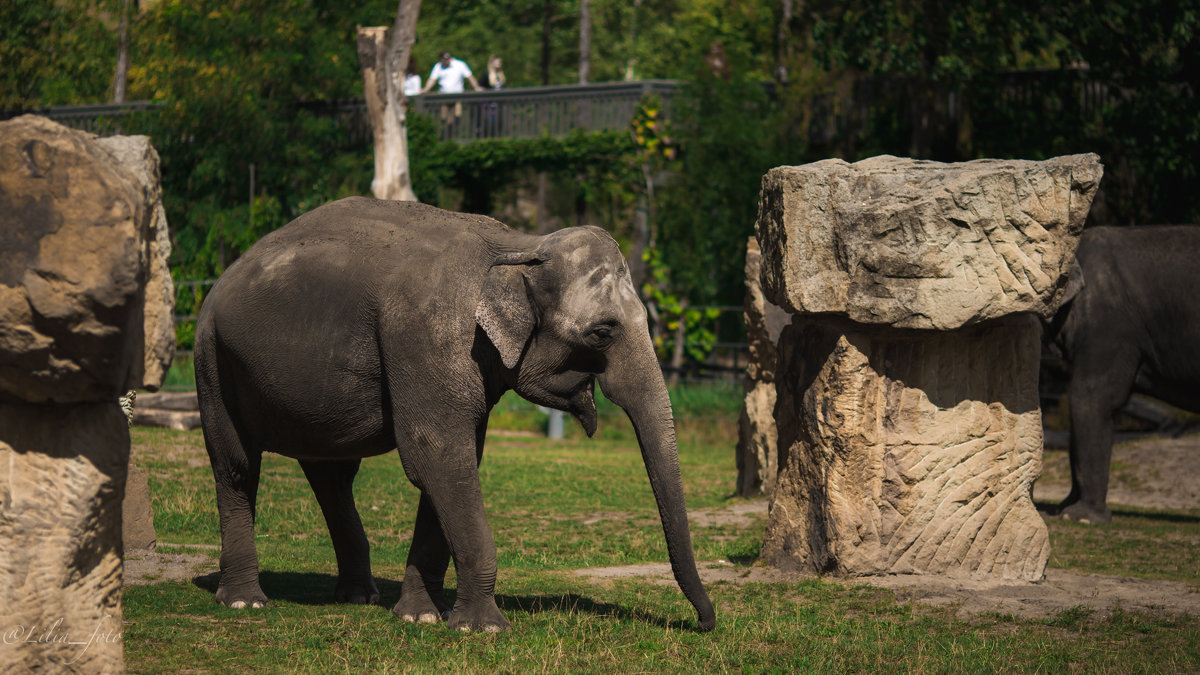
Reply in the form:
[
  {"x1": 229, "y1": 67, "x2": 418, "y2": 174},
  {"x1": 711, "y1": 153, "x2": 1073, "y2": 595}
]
[{"x1": 420, "y1": 51, "x2": 482, "y2": 94}]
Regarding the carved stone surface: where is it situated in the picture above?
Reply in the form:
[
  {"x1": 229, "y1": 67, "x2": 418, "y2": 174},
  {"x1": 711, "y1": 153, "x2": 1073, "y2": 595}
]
[
  {"x1": 96, "y1": 135, "x2": 175, "y2": 391},
  {"x1": 0, "y1": 115, "x2": 174, "y2": 404},
  {"x1": 0, "y1": 404, "x2": 129, "y2": 674},
  {"x1": 123, "y1": 463, "x2": 157, "y2": 551},
  {"x1": 756, "y1": 154, "x2": 1102, "y2": 330},
  {"x1": 0, "y1": 116, "x2": 173, "y2": 672},
  {"x1": 762, "y1": 315, "x2": 1050, "y2": 580},
  {"x1": 736, "y1": 238, "x2": 790, "y2": 497},
  {"x1": 757, "y1": 154, "x2": 1099, "y2": 581}
]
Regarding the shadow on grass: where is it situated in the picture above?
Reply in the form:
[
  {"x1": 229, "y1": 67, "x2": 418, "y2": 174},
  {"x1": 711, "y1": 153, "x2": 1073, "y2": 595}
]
[
  {"x1": 193, "y1": 571, "x2": 685, "y2": 630},
  {"x1": 1035, "y1": 501, "x2": 1200, "y2": 524}
]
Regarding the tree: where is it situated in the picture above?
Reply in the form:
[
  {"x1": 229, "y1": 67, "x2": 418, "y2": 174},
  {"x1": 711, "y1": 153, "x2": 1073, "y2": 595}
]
[
  {"x1": 579, "y1": 0, "x2": 591, "y2": 83},
  {"x1": 112, "y1": 0, "x2": 136, "y2": 103},
  {"x1": 357, "y1": 1, "x2": 421, "y2": 202}
]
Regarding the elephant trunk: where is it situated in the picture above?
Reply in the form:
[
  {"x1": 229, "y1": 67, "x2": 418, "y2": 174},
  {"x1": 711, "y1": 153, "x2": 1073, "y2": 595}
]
[{"x1": 598, "y1": 331, "x2": 716, "y2": 632}]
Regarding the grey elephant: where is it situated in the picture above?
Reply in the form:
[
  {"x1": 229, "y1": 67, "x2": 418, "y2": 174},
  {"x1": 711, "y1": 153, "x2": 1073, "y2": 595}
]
[
  {"x1": 194, "y1": 197, "x2": 716, "y2": 632},
  {"x1": 1045, "y1": 225, "x2": 1200, "y2": 523}
]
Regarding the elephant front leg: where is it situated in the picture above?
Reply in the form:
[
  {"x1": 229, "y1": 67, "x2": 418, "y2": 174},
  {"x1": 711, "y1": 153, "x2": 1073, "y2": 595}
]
[
  {"x1": 300, "y1": 459, "x2": 380, "y2": 604},
  {"x1": 397, "y1": 448, "x2": 509, "y2": 632},
  {"x1": 393, "y1": 494, "x2": 452, "y2": 623}
]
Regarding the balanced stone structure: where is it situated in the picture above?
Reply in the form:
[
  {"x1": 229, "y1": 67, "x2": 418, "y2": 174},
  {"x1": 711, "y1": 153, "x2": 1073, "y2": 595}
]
[
  {"x1": 0, "y1": 115, "x2": 173, "y2": 673},
  {"x1": 735, "y1": 238, "x2": 789, "y2": 497},
  {"x1": 757, "y1": 154, "x2": 1102, "y2": 581}
]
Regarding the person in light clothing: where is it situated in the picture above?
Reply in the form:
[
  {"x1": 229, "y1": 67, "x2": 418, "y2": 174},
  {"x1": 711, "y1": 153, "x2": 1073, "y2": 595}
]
[
  {"x1": 420, "y1": 51, "x2": 482, "y2": 134},
  {"x1": 420, "y1": 51, "x2": 482, "y2": 94}
]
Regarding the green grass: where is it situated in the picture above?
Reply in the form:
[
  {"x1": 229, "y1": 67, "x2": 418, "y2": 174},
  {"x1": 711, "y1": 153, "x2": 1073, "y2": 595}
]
[
  {"x1": 123, "y1": 390, "x2": 1200, "y2": 674},
  {"x1": 159, "y1": 353, "x2": 196, "y2": 391}
]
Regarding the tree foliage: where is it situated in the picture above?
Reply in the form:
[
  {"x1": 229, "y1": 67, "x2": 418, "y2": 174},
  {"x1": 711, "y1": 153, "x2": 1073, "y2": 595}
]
[{"x1": 5, "y1": 0, "x2": 1198, "y2": 313}]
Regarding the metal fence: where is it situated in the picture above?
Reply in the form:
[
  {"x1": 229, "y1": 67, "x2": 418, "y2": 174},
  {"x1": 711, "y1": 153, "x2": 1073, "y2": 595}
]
[
  {"x1": 7, "y1": 80, "x2": 679, "y2": 145},
  {"x1": 5, "y1": 71, "x2": 1112, "y2": 151}
]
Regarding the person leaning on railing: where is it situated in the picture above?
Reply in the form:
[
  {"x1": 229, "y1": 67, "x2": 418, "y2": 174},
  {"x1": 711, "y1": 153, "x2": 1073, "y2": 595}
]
[{"x1": 419, "y1": 50, "x2": 482, "y2": 132}]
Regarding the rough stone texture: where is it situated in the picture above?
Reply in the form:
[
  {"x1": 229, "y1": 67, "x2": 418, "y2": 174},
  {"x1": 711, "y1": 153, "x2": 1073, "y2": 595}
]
[
  {"x1": 757, "y1": 154, "x2": 1100, "y2": 581},
  {"x1": 131, "y1": 392, "x2": 201, "y2": 431},
  {"x1": 0, "y1": 116, "x2": 173, "y2": 673},
  {"x1": 762, "y1": 315, "x2": 1050, "y2": 580},
  {"x1": 0, "y1": 115, "x2": 174, "y2": 404},
  {"x1": 0, "y1": 404, "x2": 129, "y2": 674},
  {"x1": 96, "y1": 135, "x2": 175, "y2": 391},
  {"x1": 756, "y1": 154, "x2": 1102, "y2": 329},
  {"x1": 122, "y1": 464, "x2": 157, "y2": 551},
  {"x1": 735, "y1": 238, "x2": 790, "y2": 496}
]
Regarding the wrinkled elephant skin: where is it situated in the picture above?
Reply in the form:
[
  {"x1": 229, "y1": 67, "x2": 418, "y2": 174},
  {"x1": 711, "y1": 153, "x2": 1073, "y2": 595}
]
[
  {"x1": 1046, "y1": 226, "x2": 1200, "y2": 524},
  {"x1": 194, "y1": 197, "x2": 715, "y2": 632}
]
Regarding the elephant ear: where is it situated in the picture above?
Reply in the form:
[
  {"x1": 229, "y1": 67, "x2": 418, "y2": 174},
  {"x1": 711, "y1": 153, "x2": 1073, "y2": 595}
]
[{"x1": 475, "y1": 252, "x2": 545, "y2": 369}]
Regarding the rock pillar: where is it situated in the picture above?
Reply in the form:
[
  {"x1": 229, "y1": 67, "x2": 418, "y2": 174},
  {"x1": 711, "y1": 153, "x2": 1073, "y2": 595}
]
[
  {"x1": 757, "y1": 154, "x2": 1102, "y2": 581},
  {"x1": 735, "y1": 237, "x2": 790, "y2": 496},
  {"x1": 0, "y1": 115, "x2": 173, "y2": 672}
]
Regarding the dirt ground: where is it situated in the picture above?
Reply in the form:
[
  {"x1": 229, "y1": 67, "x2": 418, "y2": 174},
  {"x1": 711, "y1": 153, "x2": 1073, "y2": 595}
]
[
  {"x1": 577, "y1": 434, "x2": 1200, "y2": 619},
  {"x1": 126, "y1": 433, "x2": 1200, "y2": 620}
]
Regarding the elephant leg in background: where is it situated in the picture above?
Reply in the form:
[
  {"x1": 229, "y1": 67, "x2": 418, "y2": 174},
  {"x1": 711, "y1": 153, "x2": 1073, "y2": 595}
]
[
  {"x1": 300, "y1": 459, "x2": 380, "y2": 605},
  {"x1": 395, "y1": 427, "x2": 508, "y2": 632},
  {"x1": 392, "y1": 493, "x2": 452, "y2": 622},
  {"x1": 1059, "y1": 351, "x2": 1137, "y2": 524},
  {"x1": 203, "y1": 405, "x2": 267, "y2": 608}
]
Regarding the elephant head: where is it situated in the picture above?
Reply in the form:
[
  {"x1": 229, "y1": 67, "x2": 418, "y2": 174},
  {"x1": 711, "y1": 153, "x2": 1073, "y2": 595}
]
[{"x1": 475, "y1": 226, "x2": 717, "y2": 631}]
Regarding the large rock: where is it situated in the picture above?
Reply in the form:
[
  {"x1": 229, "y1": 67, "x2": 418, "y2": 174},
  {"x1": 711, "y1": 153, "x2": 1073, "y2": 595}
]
[
  {"x1": 758, "y1": 154, "x2": 1101, "y2": 581},
  {"x1": 735, "y1": 238, "x2": 790, "y2": 497},
  {"x1": 757, "y1": 154, "x2": 1102, "y2": 329},
  {"x1": 0, "y1": 116, "x2": 172, "y2": 673},
  {"x1": 763, "y1": 314, "x2": 1050, "y2": 580},
  {"x1": 0, "y1": 115, "x2": 174, "y2": 404},
  {"x1": 0, "y1": 404, "x2": 129, "y2": 673}
]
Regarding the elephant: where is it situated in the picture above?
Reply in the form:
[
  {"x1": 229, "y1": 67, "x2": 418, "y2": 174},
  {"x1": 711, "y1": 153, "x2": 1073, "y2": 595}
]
[
  {"x1": 193, "y1": 196, "x2": 716, "y2": 632},
  {"x1": 1044, "y1": 225, "x2": 1200, "y2": 524}
]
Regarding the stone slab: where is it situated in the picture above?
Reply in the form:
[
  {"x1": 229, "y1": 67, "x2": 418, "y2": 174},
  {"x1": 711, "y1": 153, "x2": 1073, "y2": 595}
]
[{"x1": 756, "y1": 154, "x2": 1102, "y2": 329}]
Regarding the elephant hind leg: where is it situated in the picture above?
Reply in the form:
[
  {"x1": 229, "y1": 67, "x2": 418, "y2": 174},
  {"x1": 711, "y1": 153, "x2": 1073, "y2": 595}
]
[
  {"x1": 299, "y1": 459, "x2": 380, "y2": 604},
  {"x1": 1058, "y1": 352, "x2": 1135, "y2": 524},
  {"x1": 200, "y1": 394, "x2": 267, "y2": 608},
  {"x1": 393, "y1": 493, "x2": 452, "y2": 623}
]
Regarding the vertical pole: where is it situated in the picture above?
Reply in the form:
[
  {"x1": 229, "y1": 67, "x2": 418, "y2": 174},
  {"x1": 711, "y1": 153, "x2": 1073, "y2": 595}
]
[
  {"x1": 547, "y1": 409, "x2": 565, "y2": 440},
  {"x1": 248, "y1": 163, "x2": 255, "y2": 232}
]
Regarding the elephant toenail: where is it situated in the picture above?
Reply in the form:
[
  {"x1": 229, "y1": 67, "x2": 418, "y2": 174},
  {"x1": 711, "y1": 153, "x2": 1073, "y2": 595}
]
[
  {"x1": 230, "y1": 600, "x2": 246, "y2": 609},
  {"x1": 252, "y1": 601, "x2": 264, "y2": 608},
  {"x1": 418, "y1": 613, "x2": 438, "y2": 624}
]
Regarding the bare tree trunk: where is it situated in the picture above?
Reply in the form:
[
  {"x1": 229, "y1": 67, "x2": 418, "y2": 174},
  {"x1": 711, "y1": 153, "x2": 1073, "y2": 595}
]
[
  {"x1": 624, "y1": 0, "x2": 642, "y2": 80},
  {"x1": 775, "y1": 0, "x2": 793, "y2": 86},
  {"x1": 112, "y1": 0, "x2": 133, "y2": 103},
  {"x1": 541, "y1": 0, "x2": 553, "y2": 86},
  {"x1": 668, "y1": 299, "x2": 687, "y2": 386},
  {"x1": 357, "y1": 0, "x2": 421, "y2": 202},
  {"x1": 579, "y1": 0, "x2": 591, "y2": 84},
  {"x1": 628, "y1": 162, "x2": 654, "y2": 291}
]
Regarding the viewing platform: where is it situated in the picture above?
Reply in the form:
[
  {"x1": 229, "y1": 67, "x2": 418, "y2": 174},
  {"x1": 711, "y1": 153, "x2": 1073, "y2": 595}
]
[{"x1": 4, "y1": 80, "x2": 680, "y2": 144}]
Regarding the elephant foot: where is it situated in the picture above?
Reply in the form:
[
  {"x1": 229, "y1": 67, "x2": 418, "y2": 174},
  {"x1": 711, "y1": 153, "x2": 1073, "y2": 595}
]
[
  {"x1": 392, "y1": 587, "x2": 451, "y2": 624},
  {"x1": 447, "y1": 599, "x2": 511, "y2": 633},
  {"x1": 1058, "y1": 501, "x2": 1112, "y2": 524},
  {"x1": 215, "y1": 581, "x2": 268, "y2": 609},
  {"x1": 335, "y1": 577, "x2": 381, "y2": 605}
]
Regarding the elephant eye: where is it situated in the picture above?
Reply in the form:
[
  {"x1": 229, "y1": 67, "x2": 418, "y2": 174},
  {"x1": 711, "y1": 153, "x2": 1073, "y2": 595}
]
[{"x1": 586, "y1": 321, "x2": 619, "y2": 348}]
